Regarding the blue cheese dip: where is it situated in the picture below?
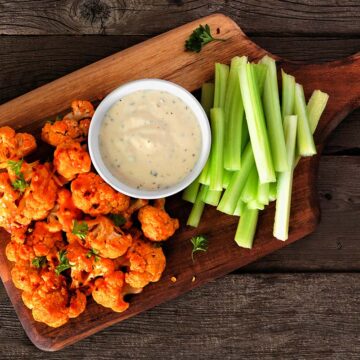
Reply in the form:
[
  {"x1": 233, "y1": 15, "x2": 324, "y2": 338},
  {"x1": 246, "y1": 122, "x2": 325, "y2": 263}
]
[{"x1": 99, "y1": 89, "x2": 202, "y2": 191}]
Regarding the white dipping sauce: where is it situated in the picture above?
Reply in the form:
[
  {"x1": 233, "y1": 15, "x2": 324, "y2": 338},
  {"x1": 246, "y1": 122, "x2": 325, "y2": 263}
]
[{"x1": 99, "y1": 89, "x2": 202, "y2": 190}]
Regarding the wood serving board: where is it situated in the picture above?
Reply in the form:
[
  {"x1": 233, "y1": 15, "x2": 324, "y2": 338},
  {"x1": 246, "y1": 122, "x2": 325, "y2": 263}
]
[{"x1": 0, "y1": 14, "x2": 359, "y2": 351}]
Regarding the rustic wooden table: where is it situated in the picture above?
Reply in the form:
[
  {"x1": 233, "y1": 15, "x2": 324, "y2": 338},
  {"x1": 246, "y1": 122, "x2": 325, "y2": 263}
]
[{"x1": 0, "y1": 1, "x2": 359, "y2": 358}]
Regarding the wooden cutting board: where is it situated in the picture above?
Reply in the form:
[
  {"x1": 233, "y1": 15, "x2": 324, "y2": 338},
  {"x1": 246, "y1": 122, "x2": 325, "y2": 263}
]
[{"x1": 0, "y1": 14, "x2": 358, "y2": 351}]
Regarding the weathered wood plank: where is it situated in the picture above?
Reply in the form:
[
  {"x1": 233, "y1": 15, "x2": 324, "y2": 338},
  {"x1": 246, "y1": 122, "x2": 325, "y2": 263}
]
[
  {"x1": 324, "y1": 110, "x2": 360, "y2": 154},
  {"x1": 0, "y1": 0, "x2": 360, "y2": 35},
  {"x1": 245, "y1": 156, "x2": 360, "y2": 272},
  {"x1": 0, "y1": 273, "x2": 359, "y2": 358}
]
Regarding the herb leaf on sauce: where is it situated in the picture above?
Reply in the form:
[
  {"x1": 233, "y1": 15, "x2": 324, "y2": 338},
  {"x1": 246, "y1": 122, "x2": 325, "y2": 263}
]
[{"x1": 185, "y1": 24, "x2": 225, "y2": 53}]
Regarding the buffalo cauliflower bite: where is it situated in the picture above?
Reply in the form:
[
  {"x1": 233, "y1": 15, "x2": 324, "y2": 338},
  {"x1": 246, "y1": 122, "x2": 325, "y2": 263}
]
[
  {"x1": 22, "y1": 270, "x2": 87, "y2": 328},
  {"x1": 125, "y1": 238, "x2": 166, "y2": 289},
  {"x1": 16, "y1": 163, "x2": 58, "y2": 225},
  {"x1": 53, "y1": 141, "x2": 91, "y2": 182},
  {"x1": 138, "y1": 199, "x2": 179, "y2": 242},
  {"x1": 41, "y1": 100, "x2": 93, "y2": 147},
  {"x1": 81, "y1": 215, "x2": 132, "y2": 259},
  {"x1": 26, "y1": 222, "x2": 64, "y2": 257},
  {"x1": 47, "y1": 188, "x2": 82, "y2": 232},
  {"x1": 71, "y1": 173, "x2": 130, "y2": 216},
  {"x1": 64, "y1": 100, "x2": 94, "y2": 121},
  {"x1": 0, "y1": 172, "x2": 20, "y2": 230},
  {"x1": 0, "y1": 126, "x2": 36, "y2": 163},
  {"x1": 92, "y1": 271, "x2": 129, "y2": 313},
  {"x1": 66, "y1": 241, "x2": 115, "y2": 289},
  {"x1": 11, "y1": 262, "x2": 42, "y2": 292},
  {"x1": 42, "y1": 118, "x2": 90, "y2": 146}
]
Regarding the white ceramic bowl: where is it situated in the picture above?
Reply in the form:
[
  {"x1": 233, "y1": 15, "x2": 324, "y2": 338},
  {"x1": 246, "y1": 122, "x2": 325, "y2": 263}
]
[{"x1": 88, "y1": 79, "x2": 211, "y2": 199}]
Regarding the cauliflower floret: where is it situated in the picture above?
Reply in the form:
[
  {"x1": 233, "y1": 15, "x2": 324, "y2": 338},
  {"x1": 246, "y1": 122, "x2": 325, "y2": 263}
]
[
  {"x1": 64, "y1": 100, "x2": 94, "y2": 121},
  {"x1": 26, "y1": 222, "x2": 64, "y2": 257},
  {"x1": 0, "y1": 172, "x2": 20, "y2": 230},
  {"x1": 22, "y1": 270, "x2": 86, "y2": 328},
  {"x1": 42, "y1": 119, "x2": 90, "y2": 147},
  {"x1": 92, "y1": 271, "x2": 129, "y2": 313},
  {"x1": 0, "y1": 126, "x2": 36, "y2": 163},
  {"x1": 16, "y1": 163, "x2": 58, "y2": 225},
  {"x1": 80, "y1": 215, "x2": 132, "y2": 259},
  {"x1": 71, "y1": 173, "x2": 130, "y2": 216},
  {"x1": 41, "y1": 100, "x2": 93, "y2": 147},
  {"x1": 11, "y1": 262, "x2": 42, "y2": 292},
  {"x1": 47, "y1": 188, "x2": 82, "y2": 232},
  {"x1": 66, "y1": 241, "x2": 115, "y2": 289},
  {"x1": 125, "y1": 238, "x2": 166, "y2": 289},
  {"x1": 138, "y1": 199, "x2": 179, "y2": 241},
  {"x1": 53, "y1": 140, "x2": 91, "y2": 182}
]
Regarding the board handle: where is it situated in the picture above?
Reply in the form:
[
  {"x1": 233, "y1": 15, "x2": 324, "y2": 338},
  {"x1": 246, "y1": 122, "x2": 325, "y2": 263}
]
[{"x1": 282, "y1": 53, "x2": 360, "y2": 144}]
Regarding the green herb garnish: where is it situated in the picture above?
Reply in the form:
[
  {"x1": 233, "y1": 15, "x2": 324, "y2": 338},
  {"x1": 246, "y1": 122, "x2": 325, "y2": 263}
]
[
  {"x1": 32, "y1": 256, "x2": 47, "y2": 268},
  {"x1": 8, "y1": 159, "x2": 28, "y2": 192},
  {"x1": 185, "y1": 24, "x2": 225, "y2": 53},
  {"x1": 86, "y1": 248, "x2": 99, "y2": 262},
  {"x1": 8, "y1": 159, "x2": 23, "y2": 176},
  {"x1": 108, "y1": 213, "x2": 126, "y2": 227},
  {"x1": 12, "y1": 173, "x2": 28, "y2": 192},
  {"x1": 55, "y1": 250, "x2": 72, "y2": 275},
  {"x1": 72, "y1": 220, "x2": 88, "y2": 240},
  {"x1": 190, "y1": 235, "x2": 208, "y2": 261}
]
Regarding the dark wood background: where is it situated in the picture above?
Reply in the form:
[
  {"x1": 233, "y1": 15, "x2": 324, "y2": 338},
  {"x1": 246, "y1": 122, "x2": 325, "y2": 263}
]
[{"x1": 0, "y1": 1, "x2": 359, "y2": 358}]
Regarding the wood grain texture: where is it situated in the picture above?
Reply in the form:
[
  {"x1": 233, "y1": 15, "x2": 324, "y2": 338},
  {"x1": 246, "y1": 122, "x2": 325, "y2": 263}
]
[
  {"x1": 0, "y1": 274, "x2": 359, "y2": 359},
  {"x1": 245, "y1": 156, "x2": 360, "y2": 272},
  {"x1": 0, "y1": 13, "x2": 358, "y2": 351},
  {"x1": 1, "y1": 0, "x2": 360, "y2": 35},
  {"x1": 1, "y1": 35, "x2": 360, "y2": 105}
]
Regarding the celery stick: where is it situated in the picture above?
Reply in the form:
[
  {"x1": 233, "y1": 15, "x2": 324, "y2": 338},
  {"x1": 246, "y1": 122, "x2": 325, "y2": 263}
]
[
  {"x1": 294, "y1": 89, "x2": 329, "y2": 168},
  {"x1": 241, "y1": 118, "x2": 250, "y2": 151},
  {"x1": 187, "y1": 185, "x2": 207, "y2": 227},
  {"x1": 239, "y1": 58, "x2": 275, "y2": 183},
  {"x1": 222, "y1": 169, "x2": 232, "y2": 189},
  {"x1": 214, "y1": 63, "x2": 229, "y2": 108},
  {"x1": 198, "y1": 159, "x2": 210, "y2": 185},
  {"x1": 247, "y1": 199, "x2": 265, "y2": 210},
  {"x1": 240, "y1": 166, "x2": 258, "y2": 203},
  {"x1": 260, "y1": 56, "x2": 288, "y2": 172},
  {"x1": 234, "y1": 208, "x2": 259, "y2": 249},
  {"x1": 307, "y1": 90, "x2": 329, "y2": 134},
  {"x1": 269, "y1": 181, "x2": 277, "y2": 202},
  {"x1": 201, "y1": 83, "x2": 215, "y2": 116},
  {"x1": 294, "y1": 83, "x2": 316, "y2": 156},
  {"x1": 203, "y1": 188, "x2": 222, "y2": 206},
  {"x1": 224, "y1": 57, "x2": 246, "y2": 170},
  {"x1": 233, "y1": 198, "x2": 245, "y2": 216},
  {"x1": 281, "y1": 70, "x2": 296, "y2": 118},
  {"x1": 252, "y1": 63, "x2": 268, "y2": 95},
  {"x1": 209, "y1": 108, "x2": 225, "y2": 191},
  {"x1": 257, "y1": 182, "x2": 269, "y2": 205},
  {"x1": 273, "y1": 115, "x2": 298, "y2": 241},
  {"x1": 217, "y1": 142, "x2": 255, "y2": 214},
  {"x1": 182, "y1": 176, "x2": 200, "y2": 203}
]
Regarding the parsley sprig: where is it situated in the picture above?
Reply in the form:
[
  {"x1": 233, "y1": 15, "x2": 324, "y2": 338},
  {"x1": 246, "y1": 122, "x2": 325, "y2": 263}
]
[
  {"x1": 32, "y1": 256, "x2": 47, "y2": 268},
  {"x1": 108, "y1": 213, "x2": 126, "y2": 227},
  {"x1": 86, "y1": 248, "x2": 100, "y2": 262},
  {"x1": 185, "y1": 24, "x2": 225, "y2": 53},
  {"x1": 8, "y1": 159, "x2": 29, "y2": 192},
  {"x1": 190, "y1": 235, "x2": 208, "y2": 261},
  {"x1": 72, "y1": 220, "x2": 88, "y2": 240},
  {"x1": 55, "y1": 250, "x2": 72, "y2": 275}
]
